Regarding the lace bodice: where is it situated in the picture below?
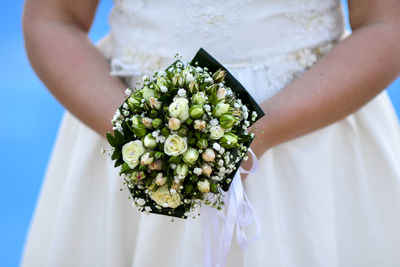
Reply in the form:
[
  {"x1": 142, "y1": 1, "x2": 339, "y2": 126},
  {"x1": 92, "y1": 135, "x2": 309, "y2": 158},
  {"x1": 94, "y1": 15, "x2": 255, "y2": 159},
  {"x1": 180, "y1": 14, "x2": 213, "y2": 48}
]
[{"x1": 97, "y1": 0, "x2": 347, "y2": 101}]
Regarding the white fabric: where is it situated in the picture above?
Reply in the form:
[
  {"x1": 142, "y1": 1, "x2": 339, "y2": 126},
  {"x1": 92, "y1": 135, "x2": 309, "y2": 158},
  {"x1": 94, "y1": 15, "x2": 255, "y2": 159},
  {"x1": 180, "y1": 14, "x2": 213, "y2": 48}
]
[{"x1": 21, "y1": 0, "x2": 400, "y2": 266}]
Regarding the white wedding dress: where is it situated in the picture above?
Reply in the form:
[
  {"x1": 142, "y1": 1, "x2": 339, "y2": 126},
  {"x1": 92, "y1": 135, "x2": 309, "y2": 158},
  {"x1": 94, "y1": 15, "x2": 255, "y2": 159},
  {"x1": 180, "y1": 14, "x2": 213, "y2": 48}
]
[{"x1": 21, "y1": 0, "x2": 400, "y2": 266}]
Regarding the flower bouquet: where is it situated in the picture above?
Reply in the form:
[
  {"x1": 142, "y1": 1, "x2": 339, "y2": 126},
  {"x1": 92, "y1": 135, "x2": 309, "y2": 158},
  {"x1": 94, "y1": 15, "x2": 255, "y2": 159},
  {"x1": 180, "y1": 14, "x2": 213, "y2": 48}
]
[{"x1": 106, "y1": 48, "x2": 264, "y2": 219}]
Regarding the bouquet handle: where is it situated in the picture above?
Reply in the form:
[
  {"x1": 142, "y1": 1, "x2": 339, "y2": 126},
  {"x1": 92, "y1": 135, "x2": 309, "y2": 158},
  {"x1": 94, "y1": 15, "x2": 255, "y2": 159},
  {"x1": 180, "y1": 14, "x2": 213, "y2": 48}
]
[{"x1": 201, "y1": 148, "x2": 261, "y2": 267}]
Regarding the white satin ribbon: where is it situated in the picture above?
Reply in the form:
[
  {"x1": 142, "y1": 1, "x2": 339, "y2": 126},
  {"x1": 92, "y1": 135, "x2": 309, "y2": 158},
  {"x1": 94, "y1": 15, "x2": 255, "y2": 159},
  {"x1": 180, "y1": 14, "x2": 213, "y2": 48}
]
[{"x1": 201, "y1": 149, "x2": 261, "y2": 267}]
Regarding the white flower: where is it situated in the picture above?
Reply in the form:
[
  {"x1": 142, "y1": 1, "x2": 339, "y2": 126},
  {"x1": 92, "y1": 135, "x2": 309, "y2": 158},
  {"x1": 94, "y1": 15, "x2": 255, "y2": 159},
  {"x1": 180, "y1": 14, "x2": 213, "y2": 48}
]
[
  {"x1": 156, "y1": 135, "x2": 166, "y2": 143},
  {"x1": 149, "y1": 185, "x2": 181, "y2": 208},
  {"x1": 204, "y1": 105, "x2": 211, "y2": 112},
  {"x1": 122, "y1": 140, "x2": 145, "y2": 169},
  {"x1": 193, "y1": 119, "x2": 206, "y2": 131},
  {"x1": 160, "y1": 86, "x2": 168, "y2": 93},
  {"x1": 140, "y1": 152, "x2": 154, "y2": 165},
  {"x1": 142, "y1": 75, "x2": 148, "y2": 81},
  {"x1": 149, "y1": 97, "x2": 162, "y2": 109},
  {"x1": 123, "y1": 110, "x2": 130, "y2": 116},
  {"x1": 216, "y1": 87, "x2": 226, "y2": 100},
  {"x1": 204, "y1": 76, "x2": 213, "y2": 83},
  {"x1": 168, "y1": 117, "x2": 181, "y2": 131},
  {"x1": 125, "y1": 88, "x2": 132, "y2": 96},
  {"x1": 197, "y1": 180, "x2": 210, "y2": 193},
  {"x1": 211, "y1": 175, "x2": 223, "y2": 182},
  {"x1": 169, "y1": 98, "x2": 190, "y2": 121},
  {"x1": 202, "y1": 164, "x2": 212, "y2": 177},
  {"x1": 135, "y1": 198, "x2": 146, "y2": 206},
  {"x1": 164, "y1": 134, "x2": 188, "y2": 156},
  {"x1": 123, "y1": 102, "x2": 129, "y2": 109},
  {"x1": 202, "y1": 148, "x2": 216, "y2": 162},
  {"x1": 213, "y1": 143, "x2": 221, "y2": 151},
  {"x1": 193, "y1": 167, "x2": 202, "y2": 175},
  {"x1": 155, "y1": 173, "x2": 166, "y2": 186},
  {"x1": 186, "y1": 73, "x2": 195, "y2": 82},
  {"x1": 210, "y1": 119, "x2": 218, "y2": 126},
  {"x1": 177, "y1": 88, "x2": 186, "y2": 97},
  {"x1": 142, "y1": 117, "x2": 153, "y2": 129},
  {"x1": 209, "y1": 125, "x2": 224, "y2": 140},
  {"x1": 213, "y1": 102, "x2": 230, "y2": 117},
  {"x1": 226, "y1": 89, "x2": 233, "y2": 96},
  {"x1": 175, "y1": 163, "x2": 189, "y2": 179}
]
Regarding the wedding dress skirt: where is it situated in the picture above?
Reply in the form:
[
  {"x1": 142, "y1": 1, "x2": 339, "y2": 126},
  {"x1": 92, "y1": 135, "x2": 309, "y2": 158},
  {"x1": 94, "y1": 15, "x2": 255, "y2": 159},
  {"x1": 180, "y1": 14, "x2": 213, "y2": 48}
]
[{"x1": 21, "y1": 0, "x2": 400, "y2": 266}]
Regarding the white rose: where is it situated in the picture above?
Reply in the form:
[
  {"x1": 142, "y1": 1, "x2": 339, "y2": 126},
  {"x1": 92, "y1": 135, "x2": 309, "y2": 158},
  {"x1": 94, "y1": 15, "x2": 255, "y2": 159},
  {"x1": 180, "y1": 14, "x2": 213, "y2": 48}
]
[
  {"x1": 149, "y1": 185, "x2": 181, "y2": 208},
  {"x1": 122, "y1": 140, "x2": 145, "y2": 168},
  {"x1": 193, "y1": 119, "x2": 206, "y2": 131},
  {"x1": 183, "y1": 148, "x2": 199, "y2": 164},
  {"x1": 143, "y1": 134, "x2": 157, "y2": 149},
  {"x1": 164, "y1": 134, "x2": 188, "y2": 156},
  {"x1": 155, "y1": 173, "x2": 166, "y2": 186},
  {"x1": 197, "y1": 180, "x2": 210, "y2": 193},
  {"x1": 169, "y1": 98, "x2": 190, "y2": 121},
  {"x1": 209, "y1": 125, "x2": 225, "y2": 140},
  {"x1": 142, "y1": 117, "x2": 153, "y2": 129},
  {"x1": 213, "y1": 102, "x2": 230, "y2": 117}
]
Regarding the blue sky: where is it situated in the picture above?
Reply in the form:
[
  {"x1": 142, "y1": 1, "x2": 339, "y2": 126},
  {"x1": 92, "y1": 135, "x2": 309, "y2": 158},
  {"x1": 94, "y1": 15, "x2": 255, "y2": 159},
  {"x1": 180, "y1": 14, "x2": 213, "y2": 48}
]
[{"x1": 0, "y1": 1, "x2": 399, "y2": 266}]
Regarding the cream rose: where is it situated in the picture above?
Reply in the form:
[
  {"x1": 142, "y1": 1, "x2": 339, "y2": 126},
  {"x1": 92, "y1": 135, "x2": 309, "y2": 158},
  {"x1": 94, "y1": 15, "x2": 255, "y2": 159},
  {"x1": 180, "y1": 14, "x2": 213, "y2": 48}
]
[
  {"x1": 169, "y1": 98, "x2": 190, "y2": 121},
  {"x1": 164, "y1": 134, "x2": 188, "y2": 156},
  {"x1": 122, "y1": 140, "x2": 145, "y2": 168},
  {"x1": 209, "y1": 125, "x2": 225, "y2": 140},
  {"x1": 149, "y1": 184, "x2": 181, "y2": 208}
]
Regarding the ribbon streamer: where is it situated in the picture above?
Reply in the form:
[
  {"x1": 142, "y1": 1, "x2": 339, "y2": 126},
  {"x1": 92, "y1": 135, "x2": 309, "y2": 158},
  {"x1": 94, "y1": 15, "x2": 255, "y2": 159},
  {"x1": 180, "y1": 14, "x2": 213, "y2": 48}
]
[{"x1": 201, "y1": 149, "x2": 261, "y2": 267}]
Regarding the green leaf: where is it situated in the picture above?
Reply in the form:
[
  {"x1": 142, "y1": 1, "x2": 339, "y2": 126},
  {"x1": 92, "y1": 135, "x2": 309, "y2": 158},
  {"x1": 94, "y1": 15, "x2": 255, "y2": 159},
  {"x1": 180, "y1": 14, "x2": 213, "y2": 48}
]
[
  {"x1": 111, "y1": 148, "x2": 121, "y2": 161},
  {"x1": 119, "y1": 163, "x2": 131, "y2": 175},
  {"x1": 107, "y1": 132, "x2": 117, "y2": 147}
]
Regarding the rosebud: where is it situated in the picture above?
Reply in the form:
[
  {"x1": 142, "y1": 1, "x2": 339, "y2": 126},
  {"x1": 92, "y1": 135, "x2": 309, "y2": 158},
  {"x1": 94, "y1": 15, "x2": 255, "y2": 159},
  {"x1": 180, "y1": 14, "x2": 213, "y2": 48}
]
[
  {"x1": 157, "y1": 76, "x2": 169, "y2": 88},
  {"x1": 168, "y1": 117, "x2": 181, "y2": 130},
  {"x1": 220, "y1": 133, "x2": 238, "y2": 149},
  {"x1": 188, "y1": 81, "x2": 199, "y2": 93},
  {"x1": 155, "y1": 173, "x2": 166, "y2": 186},
  {"x1": 202, "y1": 164, "x2": 212, "y2": 177},
  {"x1": 172, "y1": 73, "x2": 185, "y2": 87},
  {"x1": 202, "y1": 148, "x2": 216, "y2": 162},
  {"x1": 136, "y1": 171, "x2": 146, "y2": 180},
  {"x1": 175, "y1": 163, "x2": 189, "y2": 179},
  {"x1": 183, "y1": 148, "x2": 199, "y2": 164},
  {"x1": 128, "y1": 95, "x2": 141, "y2": 109},
  {"x1": 209, "y1": 125, "x2": 225, "y2": 140},
  {"x1": 131, "y1": 116, "x2": 147, "y2": 137},
  {"x1": 149, "y1": 109, "x2": 159, "y2": 119},
  {"x1": 216, "y1": 87, "x2": 226, "y2": 100},
  {"x1": 142, "y1": 117, "x2": 153, "y2": 129},
  {"x1": 149, "y1": 160, "x2": 164, "y2": 171},
  {"x1": 178, "y1": 126, "x2": 188, "y2": 137},
  {"x1": 149, "y1": 97, "x2": 162, "y2": 109},
  {"x1": 161, "y1": 127, "x2": 170, "y2": 136},
  {"x1": 193, "y1": 119, "x2": 206, "y2": 131},
  {"x1": 189, "y1": 105, "x2": 204, "y2": 119},
  {"x1": 213, "y1": 102, "x2": 230, "y2": 117},
  {"x1": 219, "y1": 114, "x2": 236, "y2": 129},
  {"x1": 140, "y1": 152, "x2": 154, "y2": 165},
  {"x1": 191, "y1": 92, "x2": 207, "y2": 105},
  {"x1": 142, "y1": 86, "x2": 155, "y2": 101},
  {"x1": 152, "y1": 118, "x2": 163, "y2": 129},
  {"x1": 143, "y1": 134, "x2": 157, "y2": 149},
  {"x1": 196, "y1": 138, "x2": 208, "y2": 149},
  {"x1": 197, "y1": 179, "x2": 210, "y2": 193},
  {"x1": 212, "y1": 69, "x2": 226, "y2": 83}
]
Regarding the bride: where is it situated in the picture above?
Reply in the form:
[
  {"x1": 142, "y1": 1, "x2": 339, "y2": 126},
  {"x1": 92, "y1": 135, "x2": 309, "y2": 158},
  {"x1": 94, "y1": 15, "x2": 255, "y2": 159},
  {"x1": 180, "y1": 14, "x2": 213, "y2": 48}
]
[{"x1": 22, "y1": 0, "x2": 400, "y2": 266}]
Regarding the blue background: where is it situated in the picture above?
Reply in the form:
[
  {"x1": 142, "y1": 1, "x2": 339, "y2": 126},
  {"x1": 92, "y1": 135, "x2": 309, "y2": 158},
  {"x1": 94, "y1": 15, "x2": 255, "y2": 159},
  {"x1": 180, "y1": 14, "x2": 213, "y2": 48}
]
[{"x1": 0, "y1": 1, "x2": 399, "y2": 266}]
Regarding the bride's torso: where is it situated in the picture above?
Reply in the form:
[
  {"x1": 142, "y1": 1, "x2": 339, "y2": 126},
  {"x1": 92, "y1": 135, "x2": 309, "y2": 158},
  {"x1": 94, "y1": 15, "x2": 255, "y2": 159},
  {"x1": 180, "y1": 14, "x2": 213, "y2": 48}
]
[{"x1": 98, "y1": 0, "x2": 346, "y2": 101}]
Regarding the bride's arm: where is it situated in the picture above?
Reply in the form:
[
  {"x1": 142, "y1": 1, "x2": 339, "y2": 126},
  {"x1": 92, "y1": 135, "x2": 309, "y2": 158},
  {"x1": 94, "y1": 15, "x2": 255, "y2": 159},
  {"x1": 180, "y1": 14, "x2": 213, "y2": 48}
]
[
  {"x1": 23, "y1": 0, "x2": 126, "y2": 136},
  {"x1": 251, "y1": 0, "x2": 400, "y2": 158}
]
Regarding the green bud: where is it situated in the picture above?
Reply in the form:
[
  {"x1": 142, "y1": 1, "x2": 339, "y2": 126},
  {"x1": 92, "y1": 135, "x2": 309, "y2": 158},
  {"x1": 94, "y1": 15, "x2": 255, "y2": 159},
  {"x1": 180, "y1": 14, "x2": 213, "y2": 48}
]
[
  {"x1": 157, "y1": 76, "x2": 169, "y2": 88},
  {"x1": 219, "y1": 114, "x2": 236, "y2": 129},
  {"x1": 163, "y1": 106, "x2": 169, "y2": 114},
  {"x1": 189, "y1": 105, "x2": 204, "y2": 119},
  {"x1": 161, "y1": 127, "x2": 170, "y2": 136},
  {"x1": 191, "y1": 92, "x2": 207, "y2": 105},
  {"x1": 154, "y1": 151, "x2": 163, "y2": 159},
  {"x1": 131, "y1": 116, "x2": 147, "y2": 137},
  {"x1": 220, "y1": 133, "x2": 238, "y2": 149},
  {"x1": 213, "y1": 102, "x2": 230, "y2": 117},
  {"x1": 149, "y1": 109, "x2": 159, "y2": 119},
  {"x1": 210, "y1": 183, "x2": 219, "y2": 193},
  {"x1": 178, "y1": 126, "x2": 188, "y2": 137},
  {"x1": 185, "y1": 183, "x2": 194, "y2": 194},
  {"x1": 188, "y1": 81, "x2": 199, "y2": 94},
  {"x1": 152, "y1": 118, "x2": 163, "y2": 129},
  {"x1": 168, "y1": 156, "x2": 181, "y2": 164},
  {"x1": 143, "y1": 133, "x2": 157, "y2": 149},
  {"x1": 196, "y1": 138, "x2": 208, "y2": 149},
  {"x1": 142, "y1": 86, "x2": 156, "y2": 101},
  {"x1": 212, "y1": 69, "x2": 226, "y2": 83},
  {"x1": 183, "y1": 148, "x2": 199, "y2": 164}
]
